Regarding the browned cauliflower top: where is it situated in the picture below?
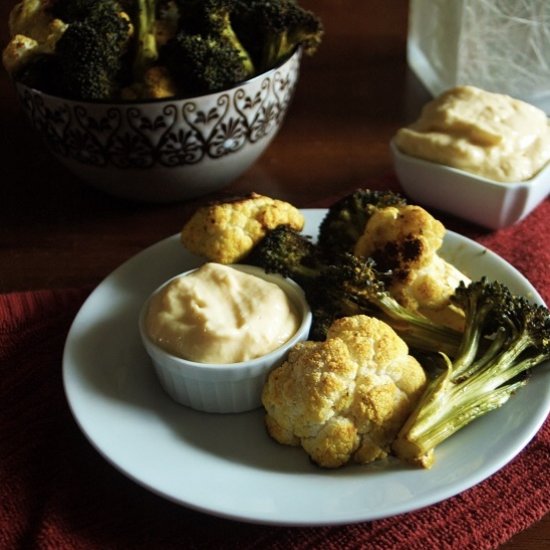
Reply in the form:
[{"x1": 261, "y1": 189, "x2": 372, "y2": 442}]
[
  {"x1": 3, "y1": 1, "x2": 67, "y2": 74},
  {"x1": 180, "y1": 193, "x2": 304, "y2": 264},
  {"x1": 354, "y1": 204, "x2": 470, "y2": 330},
  {"x1": 262, "y1": 315, "x2": 427, "y2": 468}
]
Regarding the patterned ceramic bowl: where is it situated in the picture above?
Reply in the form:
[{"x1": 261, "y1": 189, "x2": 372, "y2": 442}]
[{"x1": 15, "y1": 49, "x2": 302, "y2": 202}]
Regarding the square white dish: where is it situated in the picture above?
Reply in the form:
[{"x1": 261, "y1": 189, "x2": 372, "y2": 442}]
[{"x1": 390, "y1": 140, "x2": 550, "y2": 230}]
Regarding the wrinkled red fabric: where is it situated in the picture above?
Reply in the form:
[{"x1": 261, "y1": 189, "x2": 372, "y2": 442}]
[{"x1": 1, "y1": 181, "x2": 549, "y2": 550}]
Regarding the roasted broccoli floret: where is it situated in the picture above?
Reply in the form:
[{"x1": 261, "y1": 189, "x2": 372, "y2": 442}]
[
  {"x1": 9, "y1": 1, "x2": 147, "y2": 98},
  {"x1": 318, "y1": 252, "x2": 463, "y2": 355},
  {"x1": 233, "y1": 0, "x2": 323, "y2": 73},
  {"x1": 21, "y1": 1, "x2": 133, "y2": 100},
  {"x1": 4, "y1": 0, "x2": 323, "y2": 100},
  {"x1": 53, "y1": 6, "x2": 131, "y2": 100},
  {"x1": 317, "y1": 189, "x2": 407, "y2": 258},
  {"x1": 178, "y1": 0, "x2": 255, "y2": 73},
  {"x1": 160, "y1": 0, "x2": 255, "y2": 94},
  {"x1": 248, "y1": 225, "x2": 462, "y2": 352},
  {"x1": 392, "y1": 278, "x2": 550, "y2": 468},
  {"x1": 246, "y1": 224, "x2": 318, "y2": 281},
  {"x1": 161, "y1": 32, "x2": 249, "y2": 95}
]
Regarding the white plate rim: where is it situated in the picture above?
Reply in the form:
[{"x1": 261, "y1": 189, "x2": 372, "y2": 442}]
[{"x1": 62, "y1": 208, "x2": 550, "y2": 526}]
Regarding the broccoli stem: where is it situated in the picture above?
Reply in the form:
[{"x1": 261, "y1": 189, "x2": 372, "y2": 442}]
[
  {"x1": 393, "y1": 295, "x2": 550, "y2": 468},
  {"x1": 449, "y1": 293, "x2": 496, "y2": 378},
  {"x1": 133, "y1": 0, "x2": 159, "y2": 81},
  {"x1": 350, "y1": 290, "x2": 463, "y2": 357},
  {"x1": 214, "y1": 11, "x2": 255, "y2": 76},
  {"x1": 395, "y1": 367, "x2": 525, "y2": 468}
]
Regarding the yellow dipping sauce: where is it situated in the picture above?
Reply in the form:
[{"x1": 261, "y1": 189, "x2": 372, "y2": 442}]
[
  {"x1": 145, "y1": 263, "x2": 300, "y2": 363},
  {"x1": 394, "y1": 86, "x2": 550, "y2": 182}
]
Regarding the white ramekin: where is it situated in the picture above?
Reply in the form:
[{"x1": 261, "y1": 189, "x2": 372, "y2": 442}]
[{"x1": 139, "y1": 264, "x2": 312, "y2": 413}]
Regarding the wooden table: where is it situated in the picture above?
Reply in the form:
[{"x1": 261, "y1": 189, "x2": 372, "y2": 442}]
[{"x1": 0, "y1": 1, "x2": 547, "y2": 547}]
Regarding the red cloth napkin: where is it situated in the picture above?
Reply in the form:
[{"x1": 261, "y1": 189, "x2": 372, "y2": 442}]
[{"x1": 1, "y1": 188, "x2": 549, "y2": 550}]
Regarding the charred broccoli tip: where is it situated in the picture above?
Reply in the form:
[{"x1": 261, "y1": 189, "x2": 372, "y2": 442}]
[{"x1": 317, "y1": 189, "x2": 407, "y2": 258}]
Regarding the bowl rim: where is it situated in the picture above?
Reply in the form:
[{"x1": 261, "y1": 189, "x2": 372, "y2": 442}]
[
  {"x1": 138, "y1": 263, "x2": 312, "y2": 371},
  {"x1": 389, "y1": 138, "x2": 549, "y2": 189},
  {"x1": 14, "y1": 47, "x2": 303, "y2": 107}
]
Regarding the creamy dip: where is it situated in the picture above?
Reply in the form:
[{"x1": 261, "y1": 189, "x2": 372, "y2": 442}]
[
  {"x1": 145, "y1": 263, "x2": 300, "y2": 363},
  {"x1": 394, "y1": 86, "x2": 550, "y2": 182}
]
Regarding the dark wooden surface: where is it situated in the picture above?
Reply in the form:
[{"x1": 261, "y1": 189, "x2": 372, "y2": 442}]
[{"x1": 0, "y1": 1, "x2": 547, "y2": 546}]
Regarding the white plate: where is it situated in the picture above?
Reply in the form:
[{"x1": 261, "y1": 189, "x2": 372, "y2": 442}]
[{"x1": 63, "y1": 209, "x2": 550, "y2": 526}]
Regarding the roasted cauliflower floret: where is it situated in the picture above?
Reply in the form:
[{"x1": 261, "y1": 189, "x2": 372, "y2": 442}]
[
  {"x1": 262, "y1": 315, "x2": 427, "y2": 468},
  {"x1": 181, "y1": 193, "x2": 305, "y2": 264},
  {"x1": 354, "y1": 204, "x2": 469, "y2": 330},
  {"x1": 121, "y1": 66, "x2": 177, "y2": 99},
  {"x1": 3, "y1": 1, "x2": 67, "y2": 74},
  {"x1": 2, "y1": 34, "x2": 40, "y2": 74},
  {"x1": 9, "y1": 0, "x2": 52, "y2": 42}
]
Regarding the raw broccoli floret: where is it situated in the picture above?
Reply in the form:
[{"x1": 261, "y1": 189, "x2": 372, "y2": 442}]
[
  {"x1": 233, "y1": 0, "x2": 323, "y2": 72},
  {"x1": 317, "y1": 188, "x2": 408, "y2": 258},
  {"x1": 247, "y1": 225, "x2": 462, "y2": 351},
  {"x1": 392, "y1": 278, "x2": 550, "y2": 468}
]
